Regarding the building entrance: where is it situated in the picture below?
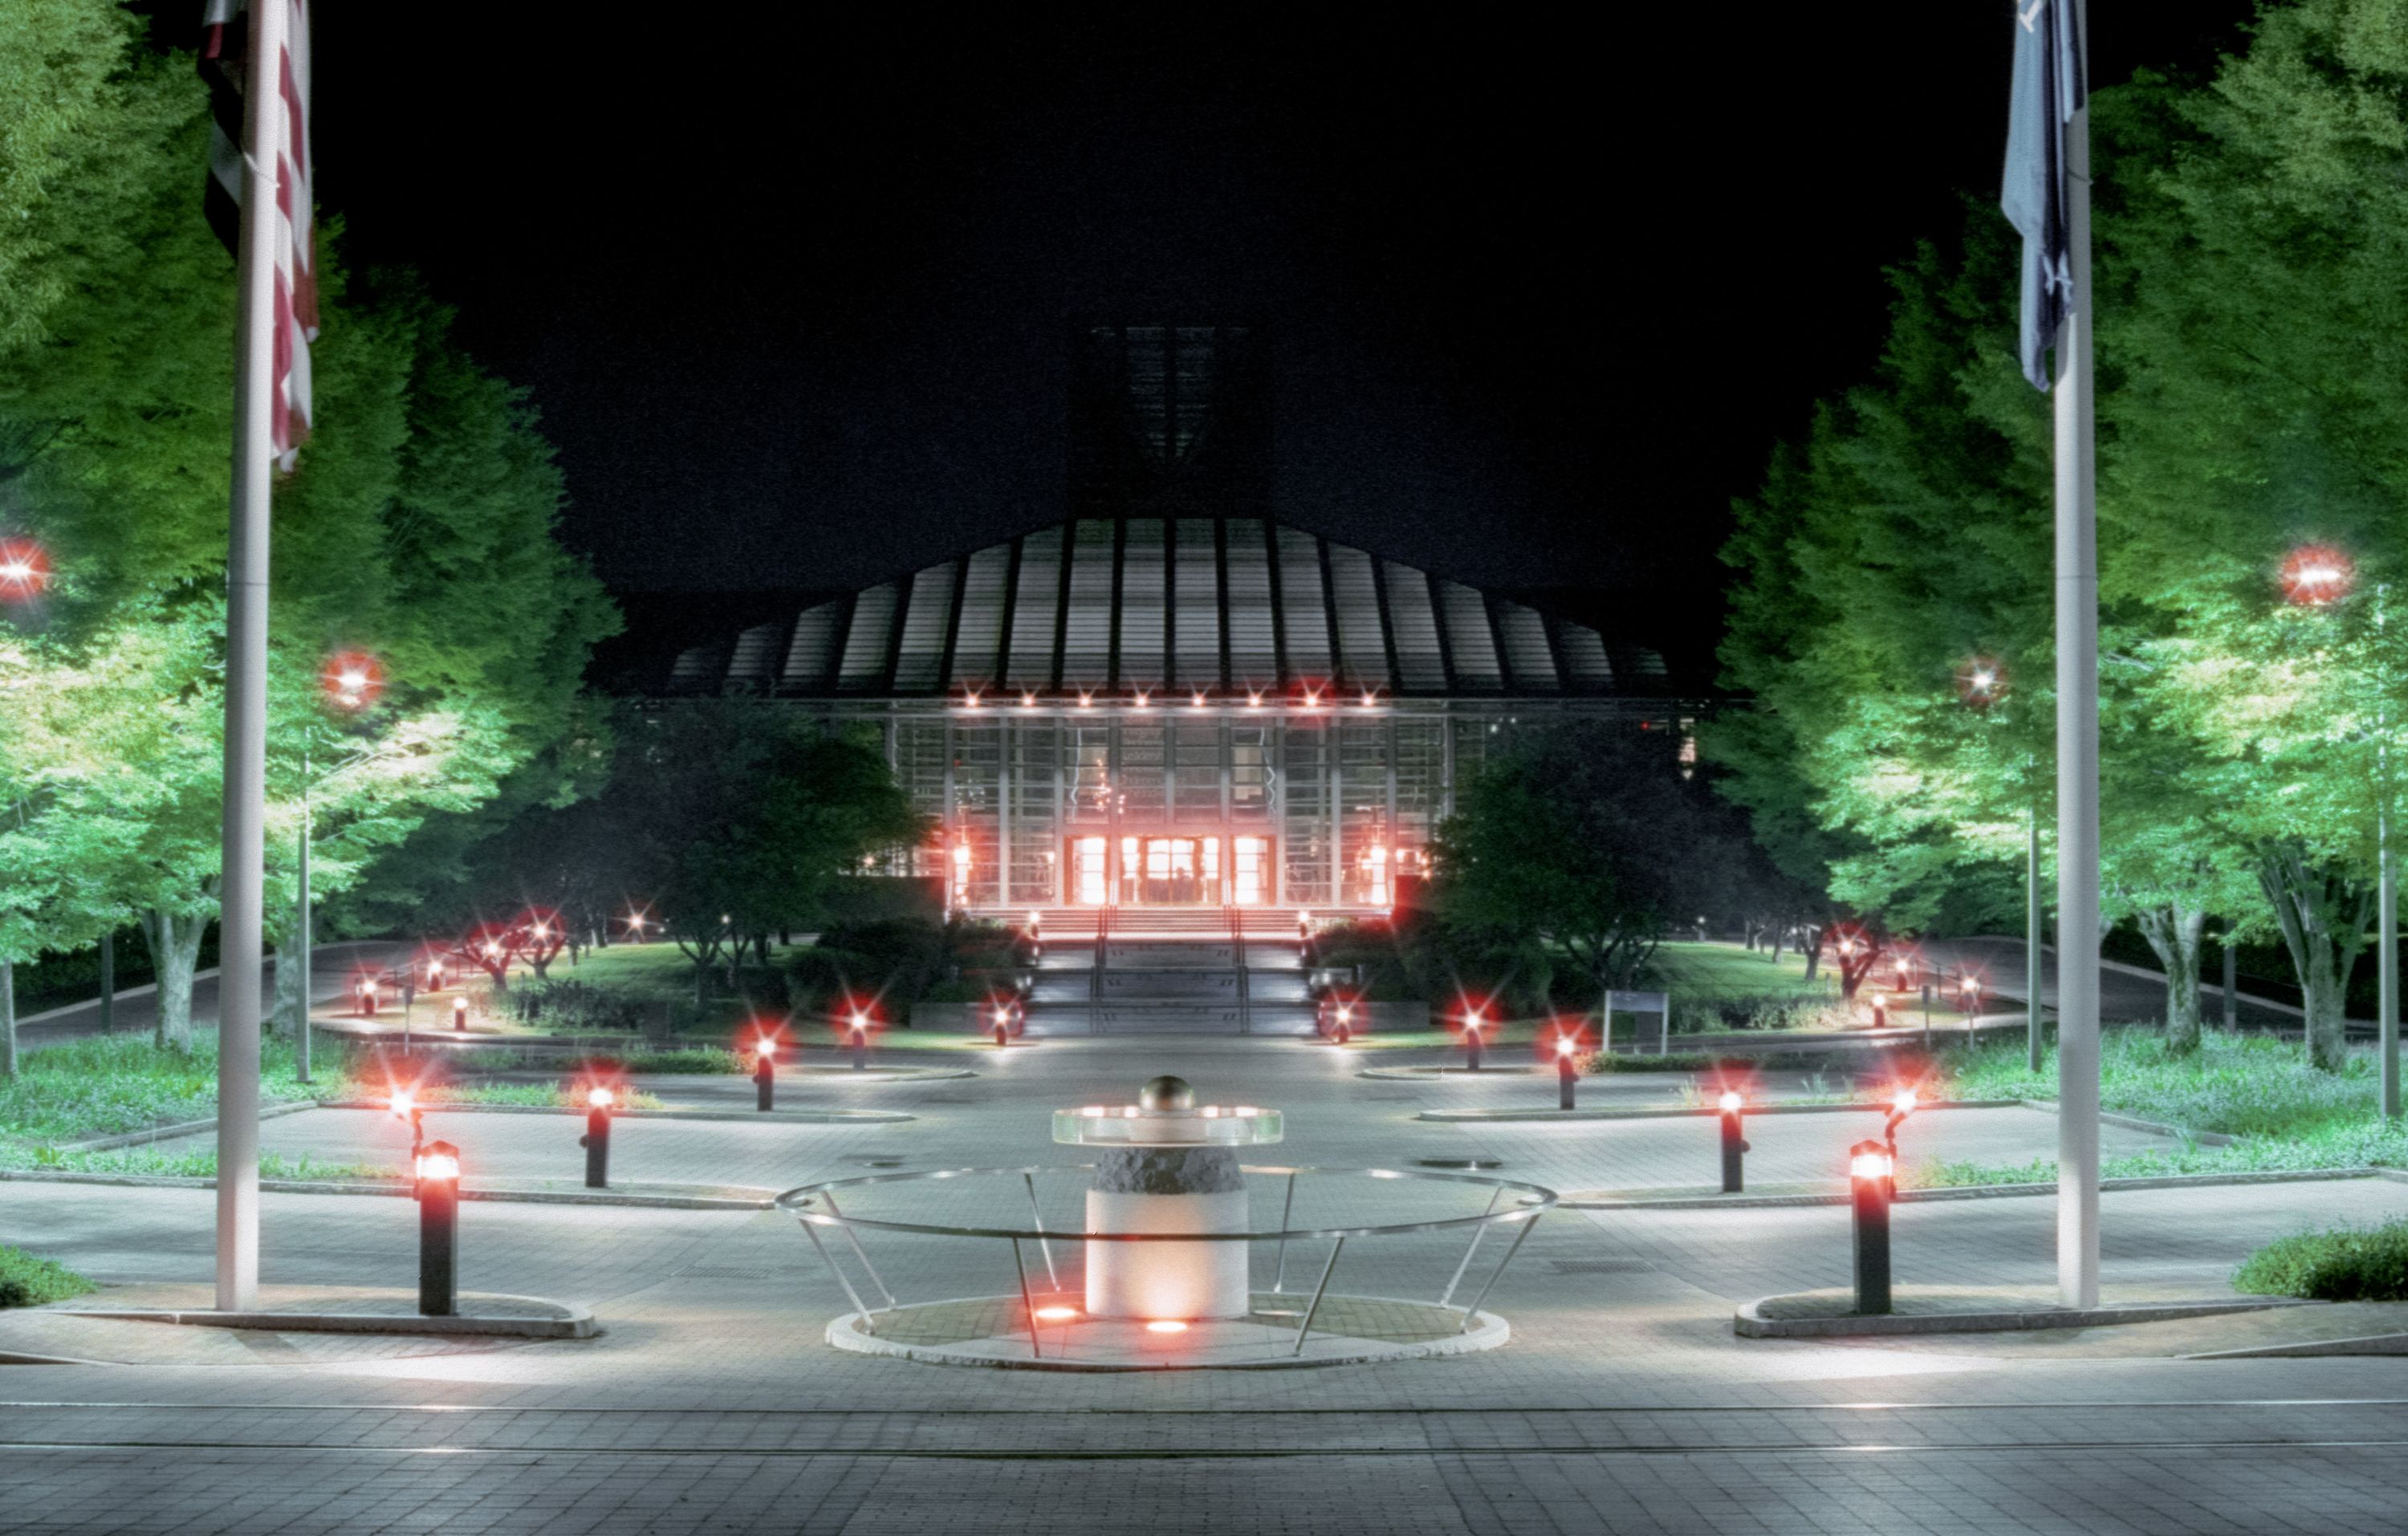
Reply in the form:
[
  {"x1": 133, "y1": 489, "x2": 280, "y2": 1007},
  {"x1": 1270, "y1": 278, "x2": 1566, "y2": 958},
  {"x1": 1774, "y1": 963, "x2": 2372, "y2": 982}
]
[{"x1": 1068, "y1": 834, "x2": 1273, "y2": 905}]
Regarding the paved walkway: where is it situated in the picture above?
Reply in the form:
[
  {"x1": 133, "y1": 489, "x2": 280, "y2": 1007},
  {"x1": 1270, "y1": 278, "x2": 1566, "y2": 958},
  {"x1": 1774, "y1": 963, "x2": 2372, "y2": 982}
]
[{"x1": 6, "y1": 1033, "x2": 2408, "y2": 1534}]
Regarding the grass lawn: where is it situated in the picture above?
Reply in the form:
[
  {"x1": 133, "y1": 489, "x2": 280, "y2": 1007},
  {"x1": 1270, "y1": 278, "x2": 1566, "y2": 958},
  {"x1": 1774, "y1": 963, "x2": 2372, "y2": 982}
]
[
  {"x1": 1643, "y1": 941, "x2": 1839, "y2": 1000},
  {"x1": 1902, "y1": 1028, "x2": 2408, "y2": 1188}
]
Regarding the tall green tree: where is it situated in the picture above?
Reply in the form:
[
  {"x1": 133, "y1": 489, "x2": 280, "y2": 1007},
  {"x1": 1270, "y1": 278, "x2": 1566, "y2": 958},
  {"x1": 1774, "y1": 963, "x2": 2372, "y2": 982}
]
[{"x1": 1434, "y1": 722, "x2": 1734, "y2": 1004}]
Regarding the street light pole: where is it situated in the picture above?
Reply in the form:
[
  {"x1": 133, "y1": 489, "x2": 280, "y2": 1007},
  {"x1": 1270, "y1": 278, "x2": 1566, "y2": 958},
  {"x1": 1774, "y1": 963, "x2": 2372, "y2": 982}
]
[
  {"x1": 297, "y1": 744, "x2": 311, "y2": 1084},
  {"x1": 2028, "y1": 806, "x2": 2044, "y2": 1073},
  {"x1": 2382, "y1": 583, "x2": 2400, "y2": 1119}
]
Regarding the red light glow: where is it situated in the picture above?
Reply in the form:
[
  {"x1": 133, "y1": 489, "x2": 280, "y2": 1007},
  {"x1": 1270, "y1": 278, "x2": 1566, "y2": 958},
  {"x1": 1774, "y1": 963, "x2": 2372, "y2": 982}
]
[
  {"x1": 2281, "y1": 544, "x2": 2355, "y2": 606},
  {"x1": 587, "y1": 1086, "x2": 613, "y2": 1109},
  {"x1": 0, "y1": 538, "x2": 52, "y2": 601},
  {"x1": 1718, "y1": 1090, "x2": 1743, "y2": 1114},
  {"x1": 1144, "y1": 1319, "x2": 1189, "y2": 1334},
  {"x1": 1034, "y1": 1306, "x2": 1079, "y2": 1322},
  {"x1": 319, "y1": 650, "x2": 384, "y2": 711}
]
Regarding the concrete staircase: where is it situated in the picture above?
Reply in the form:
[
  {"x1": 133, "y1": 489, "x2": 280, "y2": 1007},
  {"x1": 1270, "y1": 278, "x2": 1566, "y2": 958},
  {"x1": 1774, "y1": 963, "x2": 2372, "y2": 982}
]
[{"x1": 1019, "y1": 907, "x2": 1321, "y2": 1037}]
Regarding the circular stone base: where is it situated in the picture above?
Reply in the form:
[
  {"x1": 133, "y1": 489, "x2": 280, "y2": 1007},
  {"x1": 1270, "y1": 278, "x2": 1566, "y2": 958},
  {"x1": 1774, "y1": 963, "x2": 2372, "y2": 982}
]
[{"x1": 824, "y1": 1293, "x2": 1508, "y2": 1371}]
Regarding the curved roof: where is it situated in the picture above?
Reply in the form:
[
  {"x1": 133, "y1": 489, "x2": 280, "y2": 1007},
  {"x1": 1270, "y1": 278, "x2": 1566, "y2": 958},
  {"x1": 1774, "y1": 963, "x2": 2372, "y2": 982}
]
[{"x1": 665, "y1": 515, "x2": 1657, "y2": 701}]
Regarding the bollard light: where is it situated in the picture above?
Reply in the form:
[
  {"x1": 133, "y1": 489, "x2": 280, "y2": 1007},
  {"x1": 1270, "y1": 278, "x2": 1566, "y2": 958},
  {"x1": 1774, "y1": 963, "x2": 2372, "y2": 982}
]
[
  {"x1": 1718, "y1": 1090, "x2": 1749, "y2": 1193},
  {"x1": 755, "y1": 1036, "x2": 779, "y2": 1111},
  {"x1": 1869, "y1": 993, "x2": 1888, "y2": 1030},
  {"x1": 415, "y1": 1139, "x2": 462, "y2": 1318},
  {"x1": 1885, "y1": 1086, "x2": 1918, "y2": 1175},
  {"x1": 1556, "y1": 1036, "x2": 1580, "y2": 1110},
  {"x1": 1333, "y1": 1001, "x2": 1354, "y2": 1046},
  {"x1": 1848, "y1": 1139, "x2": 1894, "y2": 1315},
  {"x1": 360, "y1": 977, "x2": 380, "y2": 1017},
  {"x1": 580, "y1": 1086, "x2": 613, "y2": 1188},
  {"x1": 451, "y1": 994, "x2": 469, "y2": 1032},
  {"x1": 849, "y1": 1009, "x2": 871, "y2": 1070}
]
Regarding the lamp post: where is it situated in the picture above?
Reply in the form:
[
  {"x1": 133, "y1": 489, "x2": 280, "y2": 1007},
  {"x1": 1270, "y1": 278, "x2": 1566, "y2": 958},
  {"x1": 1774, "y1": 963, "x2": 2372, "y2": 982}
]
[
  {"x1": 1848, "y1": 1140, "x2": 1893, "y2": 1315},
  {"x1": 580, "y1": 1086, "x2": 613, "y2": 1188},
  {"x1": 2283, "y1": 544, "x2": 2399, "y2": 1118},
  {"x1": 415, "y1": 1139, "x2": 461, "y2": 1318},
  {"x1": 1717, "y1": 1090, "x2": 1748, "y2": 1192},
  {"x1": 1957, "y1": 655, "x2": 2045, "y2": 1072},
  {"x1": 296, "y1": 650, "x2": 384, "y2": 1085},
  {"x1": 755, "y1": 1035, "x2": 778, "y2": 1110}
]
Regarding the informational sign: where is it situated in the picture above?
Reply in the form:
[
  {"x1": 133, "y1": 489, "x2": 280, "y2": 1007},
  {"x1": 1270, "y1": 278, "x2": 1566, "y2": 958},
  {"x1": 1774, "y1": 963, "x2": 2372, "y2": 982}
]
[{"x1": 1604, "y1": 990, "x2": 1671, "y2": 1055}]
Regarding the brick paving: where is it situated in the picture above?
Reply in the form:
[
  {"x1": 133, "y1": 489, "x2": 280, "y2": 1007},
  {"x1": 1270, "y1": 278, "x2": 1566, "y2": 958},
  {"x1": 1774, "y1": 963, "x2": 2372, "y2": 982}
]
[{"x1": 6, "y1": 1033, "x2": 2408, "y2": 1534}]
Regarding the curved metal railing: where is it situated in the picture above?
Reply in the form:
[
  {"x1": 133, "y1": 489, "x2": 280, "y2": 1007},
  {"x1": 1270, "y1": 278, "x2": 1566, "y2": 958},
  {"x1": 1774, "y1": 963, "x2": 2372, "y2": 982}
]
[{"x1": 773, "y1": 1163, "x2": 1557, "y2": 1359}]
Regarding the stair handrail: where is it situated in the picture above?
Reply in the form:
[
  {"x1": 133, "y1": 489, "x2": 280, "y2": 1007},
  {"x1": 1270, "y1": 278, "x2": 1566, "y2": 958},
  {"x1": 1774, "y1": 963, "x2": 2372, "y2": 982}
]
[{"x1": 1228, "y1": 902, "x2": 1250, "y2": 1035}]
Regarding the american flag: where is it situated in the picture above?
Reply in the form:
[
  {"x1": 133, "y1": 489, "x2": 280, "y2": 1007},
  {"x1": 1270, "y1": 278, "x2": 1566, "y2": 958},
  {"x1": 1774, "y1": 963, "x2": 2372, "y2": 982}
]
[{"x1": 199, "y1": 0, "x2": 317, "y2": 471}]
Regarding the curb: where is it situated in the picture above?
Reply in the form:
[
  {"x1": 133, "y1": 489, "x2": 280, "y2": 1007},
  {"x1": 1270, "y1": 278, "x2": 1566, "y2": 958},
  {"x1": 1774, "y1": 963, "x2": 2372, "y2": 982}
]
[
  {"x1": 63, "y1": 1293, "x2": 597, "y2": 1340},
  {"x1": 1417, "y1": 1099, "x2": 2021, "y2": 1124},
  {"x1": 1734, "y1": 1292, "x2": 2308, "y2": 1338},
  {"x1": 2013, "y1": 1098, "x2": 2239, "y2": 1147},
  {"x1": 2186, "y1": 1330, "x2": 2408, "y2": 1359},
  {"x1": 56, "y1": 1099, "x2": 322, "y2": 1153},
  {"x1": 316, "y1": 1099, "x2": 914, "y2": 1124},
  {"x1": 1562, "y1": 1166, "x2": 2390, "y2": 1211},
  {"x1": 0, "y1": 1167, "x2": 777, "y2": 1211}
]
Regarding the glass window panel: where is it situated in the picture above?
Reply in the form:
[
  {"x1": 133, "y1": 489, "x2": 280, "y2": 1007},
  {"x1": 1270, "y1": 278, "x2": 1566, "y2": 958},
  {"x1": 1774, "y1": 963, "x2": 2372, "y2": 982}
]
[
  {"x1": 1119, "y1": 722, "x2": 1165, "y2": 823},
  {"x1": 950, "y1": 544, "x2": 1012, "y2": 689},
  {"x1": 1005, "y1": 528, "x2": 1064, "y2": 691},
  {"x1": 1224, "y1": 519, "x2": 1277, "y2": 688},
  {"x1": 893, "y1": 560, "x2": 959, "y2": 693},
  {"x1": 1440, "y1": 581, "x2": 1503, "y2": 693},
  {"x1": 1173, "y1": 518, "x2": 1222, "y2": 689},
  {"x1": 783, "y1": 601, "x2": 844, "y2": 690},
  {"x1": 1118, "y1": 517, "x2": 1166, "y2": 690},
  {"x1": 1496, "y1": 601, "x2": 1559, "y2": 691},
  {"x1": 837, "y1": 583, "x2": 899, "y2": 690},
  {"x1": 1384, "y1": 562, "x2": 1446, "y2": 693},
  {"x1": 1327, "y1": 544, "x2": 1389, "y2": 689},
  {"x1": 1061, "y1": 519, "x2": 1117, "y2": 689},
  {"x1": 1276, "y1": 528, "x2": 1333, "y2": 679}
]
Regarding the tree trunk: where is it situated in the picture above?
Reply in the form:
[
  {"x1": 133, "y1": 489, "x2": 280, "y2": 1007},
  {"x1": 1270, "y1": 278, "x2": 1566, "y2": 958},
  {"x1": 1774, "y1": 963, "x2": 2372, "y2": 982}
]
[
  {"x1": 144, "y1": 909, "x2": 206, "y2": 1051},
  {"x1": 2133, "y1": 902, "x2": 2207, "y2": 1055},
  {"x1": 1770, "y1": 922, "x2": 1787, "y2": 963},
  {"x1": 694, "y1": 961, "x2": 710, "y2": 1007},
  {"x1": 2258, "y1": 845, "x2": 2372, "y2": 1072},
  {"x1": 1, "y1": 959, "x2": 16, "y2": 1079}
]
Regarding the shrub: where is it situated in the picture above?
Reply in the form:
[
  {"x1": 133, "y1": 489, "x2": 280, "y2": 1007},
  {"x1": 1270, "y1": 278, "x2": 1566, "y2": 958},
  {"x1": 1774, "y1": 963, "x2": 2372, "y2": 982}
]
[
  {"x1": 2234, "y1": 1220, "x2": 2408, "y2": 1301},
  {"x1": 0, "y1": 1247, "x2": 100, "y2": 1308}
]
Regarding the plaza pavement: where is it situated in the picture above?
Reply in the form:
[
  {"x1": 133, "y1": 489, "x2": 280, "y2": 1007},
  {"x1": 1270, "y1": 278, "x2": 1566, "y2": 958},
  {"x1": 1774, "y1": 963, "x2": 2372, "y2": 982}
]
[{"x1": 6, "y1": 1033, "x2": 2408, "y2": 1534}]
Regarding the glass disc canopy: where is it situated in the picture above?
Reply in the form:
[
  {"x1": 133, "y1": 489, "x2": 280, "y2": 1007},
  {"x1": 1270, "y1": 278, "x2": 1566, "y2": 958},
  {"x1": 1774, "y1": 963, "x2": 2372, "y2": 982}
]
[{"x1": 1052, "y1": 1105, "x2": 1285, "y2": 1147}]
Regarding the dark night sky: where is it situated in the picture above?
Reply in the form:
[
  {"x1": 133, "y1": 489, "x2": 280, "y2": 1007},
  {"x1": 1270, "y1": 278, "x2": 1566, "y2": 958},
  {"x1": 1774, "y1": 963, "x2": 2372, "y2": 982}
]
[{"x1": 241, "y1": 6, "x2": 2262, "y2": 672}]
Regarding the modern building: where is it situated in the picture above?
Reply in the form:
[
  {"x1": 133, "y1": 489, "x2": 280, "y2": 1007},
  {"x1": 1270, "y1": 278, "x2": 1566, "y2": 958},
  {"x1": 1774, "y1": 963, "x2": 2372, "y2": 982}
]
[{"x1": 650, "y1": 324, "x2": 1691, "y2": 921}]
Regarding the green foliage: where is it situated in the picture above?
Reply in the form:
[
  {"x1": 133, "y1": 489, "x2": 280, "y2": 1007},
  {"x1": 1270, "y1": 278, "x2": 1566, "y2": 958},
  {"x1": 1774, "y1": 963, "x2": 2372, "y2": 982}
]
[
  {"x1": 0, "y1": 1246, "x2": 97, "y2": 1309},
  {"x1": 0, "y1": 18, "x2": 616, "y2": 1056},
  {"x1": 1435, "y1": 723, "x2": 1735, "y2": 995},
  {"x1": 0, "y1": 1029, "x2": 332, "y2": 1147},
  {"x1": 1710, "y1": 7, "x2": 2408, "y2": 1068},
  {"x1": 1934, "y1": 1027, "x2": 2388, "y2": 1141},
  {"x1": 2234, "y1": 1220, "x2": 2408, "y2": 1302}
]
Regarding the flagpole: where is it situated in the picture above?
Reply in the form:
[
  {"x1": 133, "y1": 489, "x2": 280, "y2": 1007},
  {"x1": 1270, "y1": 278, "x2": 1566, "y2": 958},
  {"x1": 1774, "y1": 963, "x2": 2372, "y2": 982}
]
[
  {"x1": 217, "y1": 0, "x2": 287, "y2": 1314},
  {"x1": 2052, "y1": 0, "x2": 2101, "y2": 1310}
]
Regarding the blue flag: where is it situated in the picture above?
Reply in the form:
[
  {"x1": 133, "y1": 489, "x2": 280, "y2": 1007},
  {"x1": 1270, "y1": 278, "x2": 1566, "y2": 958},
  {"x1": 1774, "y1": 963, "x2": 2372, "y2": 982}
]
[{"x1": 2002, "y1": 0, "x2": 2087, "y2": 392}]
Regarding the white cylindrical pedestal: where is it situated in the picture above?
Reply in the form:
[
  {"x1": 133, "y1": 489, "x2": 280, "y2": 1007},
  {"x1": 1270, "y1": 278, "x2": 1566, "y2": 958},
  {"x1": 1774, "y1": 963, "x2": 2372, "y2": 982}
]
[{"x1": 1085, "y1": 1147, "x2": 1250, "y2": 1320}]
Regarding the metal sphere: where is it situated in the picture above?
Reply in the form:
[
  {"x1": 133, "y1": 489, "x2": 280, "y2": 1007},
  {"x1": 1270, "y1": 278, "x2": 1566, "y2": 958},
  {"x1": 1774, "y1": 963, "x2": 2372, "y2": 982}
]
[{"x1": 1138, "y1": 1075, "x2": 1194, "y2": 1111}]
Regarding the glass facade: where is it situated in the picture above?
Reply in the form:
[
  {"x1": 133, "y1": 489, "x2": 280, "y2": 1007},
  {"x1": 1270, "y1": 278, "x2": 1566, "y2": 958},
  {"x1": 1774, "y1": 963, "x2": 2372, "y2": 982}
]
[{"x1": 868, "y1": 708, "x2": 1555, "y2": 909}]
